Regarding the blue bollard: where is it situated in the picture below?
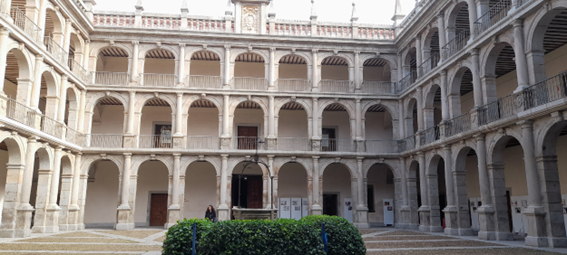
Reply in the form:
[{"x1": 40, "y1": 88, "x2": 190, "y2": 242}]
[
  {"x1": 322, "y1": 222, "x2": 328, "y2": 254},
  {"x1": 192, "y1": 223, "x2": 196, "y2": 255}
]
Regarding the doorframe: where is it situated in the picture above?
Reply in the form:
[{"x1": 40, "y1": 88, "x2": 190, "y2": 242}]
[
  {"x1": 145, "y1": 191, "x2": 168, "y2": 227},
  {"x1": 321, "y1": 126, "x2": 339, "y2": 139},
  {"x1": 235, "y1": 124, "x2": 261, "y2": 137},
  {"x1": 323, "y1": 192, "x2": 341, "y2": 217},
  {"x1": 151, "y1": 121, "x2": 172, "y2": 135}
]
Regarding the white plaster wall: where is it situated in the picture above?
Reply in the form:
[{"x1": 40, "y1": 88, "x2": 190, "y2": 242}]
[
  {"x1": 135, "y1": 161, "x2": 169, "y2": 225},
  {"x1": 279, "y1": 64, "x2": 308, "y2": 79},
  {"x1": 3, "y1": 80, "x2": 17, "y2": 99},
  {"x1": 234, "y1": 62, "x2": 264, "y2": 78},
  {"x1": 322, "y1": 111, "x2": 351, "y2": 139},
  {"x1": 184, "y1": 162, "x2": 217, "y2": 220},
  {"x1": 278, "y1": 163, "x2": 308, "y2": 198},
  {"x1": 321, "y1": 65, "x2": 348, "y2": 80},
  {"x1": 0, "y1": 149, "x2": 8, "y2": 223},
  {"x1": 144, "y1": 58, "x2": 175, "y2": 74},
  {"x1": 322, "y1": 164, "x2": 352, "y2": 217},
  {"x1": 84, "y1": 161, "x2": 119, "y2": 226},
  {"x1": 96, "y1": 56, "x2": 128, "y2": 72},
  {"x1": 140, "y1": 106, "x2": 173, "y2": 135},
  {"x1": 363, "y1": 66, "x2": 390, "y2": 81},
  {"x1": 233, "y1": 108, "x2": 264, "y2": 137},
  {"x1": 367, "y1": 164, "x2": 395, "y2": 224},
  {"x1": 278, "y1": 110, "x2": 308, "y2": 137},
  {"x1": 365, "y1": 112, "x2": 393, "y2": 140},
  {"x1": 91, "y1": 105, "x2": 125, "y2": 134},
  {"x1": 465, "y1": 154, "x2": 480, "y2": 198},
  {"x1": 190, "y1": 60, "x2": 221, "y2": 76},
  {"x1": 187, "y1": 108, "x2": 219, "y2": 136}
]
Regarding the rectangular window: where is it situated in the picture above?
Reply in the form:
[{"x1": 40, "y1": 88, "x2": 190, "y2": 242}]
[{"x1": 367, "y1": 185, "x2": 375, "y2": 212}]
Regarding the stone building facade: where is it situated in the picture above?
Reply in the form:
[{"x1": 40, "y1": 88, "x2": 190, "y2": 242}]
[{"x1": 0, "y1": 0, "x2": 566, "y2": 249}]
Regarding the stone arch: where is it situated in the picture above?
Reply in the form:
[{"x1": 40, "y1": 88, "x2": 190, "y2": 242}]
[
  {"x1": 360, "y1": 54, "x2": 396, "y2": 70},
  {"x1": 445, "y1": 0, "x2": 471, "y2": 36},
  {"x1": 60, "y1": 155, "x2": 73, "y2": 175},
  {"x1": 274, "y1": 159, "x2": 311, "y2": 178},
  {"x1": 363, "y1": 161, "x2": 398, "y2": 179},
  {"x1": 229, "y1": 97, "x2": 268, "y2": 118},
  {"x1": 535, "y1": 118, "x2": 567, "y2": 157},
  {"x1": 405, "y1": 96, "x2": 419, "y2": 135},
  {"x1": 186, "y1": 48, "x2": 224, "y2": 62},
  {"x1": 229, "y1": 159, "x2": 271, "y2": 176},
  {"x1": 182, "y1": 96, "x2": 222, "y2": 116},
  {"x1": 43, "y1": 4, "x2": 64, "y2": 38},
  {"x1": 483, "y1": 41, "x2": 516, "y2": 77},
  {"x1": 134, "y1": 94, "x2": 176, "y2": 114},
  {"x1": 181, "y1": 156, "x2": 221, "y2": 176},
  {"x1": 319, "y1": 160, "x2": 356, "y2": 179},
  {"x1": 140, "y1": 45, "x2": 179, "y2": 61},
  {"x1": 275, "y1": 98, "x2": 312, "y2": 118},
  {"x1": 40, "y1": 69, "x2": 59, "y2": 97},
  {"x1": 487, "y1": 131, "x2": 525, "y2": 164},
  {"x1": 131, "y1": 157, "x2": 173, "y2": 176},
  {"x1": 0, "y1": 134, "x2": 25, "y2": 165},
  {"x1": 526, "y1": 4, "x2": 567, "y2": 54},
  {"x1": 403, "y1": 47, "x2": 417, "y2": 67},
  {"x1": 362, "y1": 100, "x2": 397, "y2": 119},
  {"x1": 90, "y1": 44, "x2": 132, "y2": 59},
  {"x1": 231, "y1": 49, "x2": 268, "y2": 63},
  {"x1": 4, "y1": 45, "x2": 33, "y2": 80},
  {"x1": 318, "y1": 100, "x2": 355, "y2": 120},
  {"x1": 32, "y1": 146, "x2": 53, "y2": 171},
  {"x1": 81, "y1": 155, "x2": 124, "y2": 176},
  {"x1": 86, "y1": 92, "x2": 129, "y2": 115}
]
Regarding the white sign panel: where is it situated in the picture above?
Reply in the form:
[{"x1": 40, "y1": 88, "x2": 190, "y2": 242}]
[
  {"x1": 302, "y1": 198, "x2": 309, "y2": 217},
  {"x1": 291, "y1": 198, "x2": 302, "y2": 220},
  {"x1": 343, "y1": 198, "x2": 353, "y2": 223},
  {"x1": 383, "y1": 199, "x2": 394, "y2": 226},
  {"x1": 279, "y1": 198, "x2": 291, "y2": 219}
]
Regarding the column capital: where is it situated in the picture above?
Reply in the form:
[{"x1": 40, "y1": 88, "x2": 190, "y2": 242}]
[
  {"x1": 224, "y1": 45, "x2": 231, "y2": 50},
  {"x1": 55, "y1": 145, "x2": 64, "y2": 151},
  {"x1": 355, "y1": 98, "x2": 361, "y2": 103},
  {"x1": 440, "y1": 69, "x2": 448, "y2": 77},
  {"x1": 312, "y1": 48, "x2": 319, "y2": 53},
  {"x1": 132, "y1": 41, "x2": 139, "y2": 45},
  {"x1": 129, "y1": 91, "x2": 135, "y2": 97},
  {"x1": 221, "y1": 154, "x2": 229, "y2": 159},
  {"x1": 313, "y1": 97, "x2": 318, "y2": 102},
  {"x1": 512, "y1": 19, "x2": 524, "y2": 28},
  {"x1": 176, "y1": 92, "x2": 183, "y2": 97},
  {"x1": 350, "y1": 177, "x2": 358, "y2": 182},
  {"x1": 173, "y1": 153, "x2": 181, "y2": 158},
  {"x1": 85, "y1": 39, "x2": 91, "y2": 44},
  {"x1": 443, "y1": 144, "x2": 451, "y2": 151},
  {"x1": 123, "y1": 153, "x2": 132, "y2": 157},
  {"x1": 473, "y1": 133, "x2": 486, "y2": 140},
  {"x1": 517, "y1": 120, "x2": 533, "y2": 128},
  {"x1": 270, "y1": 47, "x2": 276, "y2": 52},
  {"x1": 437, "y1": 11, "x2": 444, "y2": 18},
  {"x1": 179, "y1": 43, "x2": 186, "y2": 47},
  {"x1": 0, "y1": 27, "x2": 10, "y2": 35},
  {"x1": 469, "y1": 48, "x2": 480, "y2": 56},
  {"x1": 27, "y1": 136, "x2": 39, "y2": 143},
  {"x1": 312, "y1": 156, "x2": 320, "y2": 160},
  {"x1": 353, "y1": 51, "x2": 360, "y2": 55},
  {"x1": 356, "y1": 157, "x2": 364, "y2": 162},
  {"x1": 36, "y1": 55, "x2": 45, "y2": 61}
]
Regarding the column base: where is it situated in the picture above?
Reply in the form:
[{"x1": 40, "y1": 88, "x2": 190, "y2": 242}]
[
  {"x1": 311, "y1": 204, "x2": 322, "y2": 215},
  {"x1": 166, "y1": 207, "x2": 181, "y2": 228},
  {"x1": 116, "y1": 208, "x2": 133, "y2": 230},
  {"x1": 218, "y1": 204, "x2": 230, "y2": 221},
  {"x1": 353, "y1": 223, "x2": 370, "y2": 229},
  {"x1": 442, "y1": 206, "x2": 458, "y2": 235},
  {"x1": 418, "y1": 206, "x2": 430, "y2": 232},
  {"x1": 430, "y1": 226, "x2": 443, "y2": 232},
  {"x1": 44, "y1": 206, "x2": 61, "y2": 234},
  {"x1": 444, "y1": 228, "x2": 459, "y2": 235},
  {"x1": 477, "y1": 205, "x2": 495, "y2": 240},
  {"x1": 115, "y1": 223, "x2": 135, "y2": 231},
  {"x1": 525, "y1": 236, "x2": 550, "y2": 248},
  {"x1": 478, "y1": 231, "x2": 496, "y2": 240},
  {"x1": 546, "y1": 237, "x2": 567, "y2": 248},
  {"x1": 524, "y1": 205, "x2": 548, "y2": 247},
  {"x1": 458, "y1": 228, "x2": 474, "y2": 236},
  {"x1": 15, "y1": 204, "x2": 34, "y2": 238}
]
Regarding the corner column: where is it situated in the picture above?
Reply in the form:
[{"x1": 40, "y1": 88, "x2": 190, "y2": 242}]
[
  {"x1": 45, "y1": 146, "x2": 63, "y2": 233},
  {"x1": 399, "y1": 158, "x2": 411, "y2": 228},
  {"x1": 116, "y1": 153, "x2": 134, "y2": 230},
  {"x1": 220, "y1": 95, "x2": 231, "y2": 149},
  {"x1": 475, "y1": 134, "x2": 497, "y2": 240},
  {"x1": 354, "y1": 157, "x2": 368, "y2": 228},
  {"x1": 166, "y1": 154, "x2": 182, "y2": 228},
  {"x1": 172, "y1": 93, "x2": 184, "y2": 148},
  {"x1": 14, "y1": 137, "x2": 37, "y2": 237},
  {"x1": 311, "y1": 156, "x2": 322, "y2": 215},
  {"x1": 124, "y1": 91, "x2": 136, "y2": 147},
  {"x1": 512, "y1": 19, "x2": 530, "y2": 92},
  {"x1": 218, "y1": 154, "x2": 230, "y2": 220}
]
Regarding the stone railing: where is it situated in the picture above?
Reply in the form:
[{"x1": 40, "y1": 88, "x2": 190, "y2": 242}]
[
  {"x1": 91, "y1": 71, "x2": 129, "y2": 86},
  {"x1": 93, "y1": 12, "x2": 136, "y2": 27},
  {"x1": 271, "y1": 20, "x2": 312, "y2": 36},
  {"x1": 140, "y1": 73, "x2": 177, "y2": 87},
  {"x1": 232, "y1": 77, "x2": 268, "y2": 91},
  {"x1": 141, "y1": 13, "x2": 182, "y2": 29},
  {"x1": 88, "y1": 134, "x2": 123, "y2": 148},
  {"x1": 277, "y1": 137, "x2": 311, "y2": 151},
  {"x1": 320, "y1": 80, "x2": 352, "y2": 93},
  {"x1": 187, "y1": 136, "x2": 219, "y2": 150},
  {"x1": 277, "y1": 79, "x2": 311, "y2": 92},
  {"x1": 138, "y1": 134, "x2": 172, "y2": 149},
  {"x1": 187, "y1": 75, "x2": 223, "y2": 89},
  {"x1": 442, "y1": 30, "x2": 470, "y2": 60},
  {"x1": 320, "y1": 138, "x2": 355, "y2": 152}
]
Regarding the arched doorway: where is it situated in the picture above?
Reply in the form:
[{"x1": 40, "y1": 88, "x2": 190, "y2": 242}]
[
  {"x1": 322, "y1": 163, "x2": 353, "y2": 222},
  {"x1": 135, "y1": 160, "x2": 169, "y2": 227},
  {"x1": 184, "y1": 161, "x2": 217, "y2": 219},
  {"x1": 366, "y1": 164, "x2": 396, "y2": 227},
  {"x1": 277, "y1": 162, "x2": 308, "y2": 219},
  {"x1": 84, "y1": 160, "x2": 120, "y2": 228}
]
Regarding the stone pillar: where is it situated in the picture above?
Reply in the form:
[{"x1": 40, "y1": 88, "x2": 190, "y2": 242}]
[
  {"x1": 62, "y1": 19, "x2": 73, "y2": 60},
  {"x1": 77, "y1": 91, "x2": 86, "y2": 132},
  {"x1": 354, "y1": 157, "x2": 368, "y2": 228},
  {"x1": 417, "y1": 152, "x2": 430, "y2": 231},
  {"x1": 311, "y1": 156, "x2": 322, "y2": 215},
  {"x1": 31, "y1": 161, "x2": 54, "y2": 233},
  {"x1": 466, "y1": 0, "x2": 478, "y2": 38},
  {"x1": 399, "y1": 158, "x2": 411, "y2": 228},
  {"x1": 58, "y1": 158, "x2": 73, "y2": 231},
  {"x1": 116, "y1": 153, "x2": 134, "y2": 230},
  {"x1": 15, "y1": 137, "x2": 37, "y2": 238},
  {"x1": 131, "y1": 41, "x2": 139, "y2": 83},
  {"x1": 415, "y1": 37, "x2": 422, "y2": 76},
  {"x1": 427, "y1": 168, "x2": 442, "y2": 233},
  {"x1": 312, "y1": 49, "x2": 319, "y2": 92},
  {"x1": 30, "y1": 55, "x2": 44, "y2": 109},
  {"x1": 0, "y1": 28, "x2": 10, "y2": 94},
  {"x1": 354, "y1": 51, "x2": 361, "y2": 92},
  {"x1": 520, "y1": 121, "x2": 547, "y2": 247},
  {"x1": 44, "y1": 146, "x2": 62, "y2": 233},
  {"x1": 178, "y1": 44, "x2": 185, "y2": 85},
  {"x1": 166, "y1": 154, "x2": 182, "y2": 228},
  {"x1": 475, "y1": 134, "x2": 496, "y2": 240},
  {"x1": 172, "y1": 93, "x2": 184, "y2": 148},
  {"x1": 267, "y1": 156, "x2": 276, "y2": 209},
  {"x1": 512, "y1": 19, "x2": 530, "y2": 92},
  {"x1": 536, "y1": 155, "x2": 567, "y2": 247},
  {"x1": 83, "y1": 40, "x2": 90, "y2": 71},
  {"x1": 398, "y1": 100, "x2": 405, "y2": 138},
  {"x1": 77, "y1": 173, "x2": 88, "y2": 230},
  {"x1": 56, "y1": 76, "x2": 68, "y2": 124},
  {"x1": 224, "y1": 45, "x2": 231, "y2": 88},
  {"x1": 311, "y1": 98, "x2": 321, "y2": 151},
  {"x1": 416, "y1": 87, "x2": 424, "y2": 131},
  {"x1": 123, "y1": 91, "x2": 136, "y2": 147},
  {"x1": 67, "y1": 153, "x2": 82, "y2": 230},
  {"x1": 266, "y1": 96, "x2": 276, "y2": 149},
  {"x1": 442, "y1": 145, "x2": 459, "y2": 235},
  {"x1": 220, "y1": 95, "x2": 231, "y2": 149},
  {"x1": 440, "y1": 70, "x2": 449, "y2": 121},
  {"x1": 470, "y1": 49, "x2": 483, "y2": 107},
  {"x1": 268, "y1": 48, "x2": 276, "y2": 90},
  {"x1": 350, "y1": 176, "x2": 358, "y2": 223},
  {"x1": 0, "y1": 161, "x2": 25, "y2": 238},
  {"x1": 355, "y1": 99, "x2": 364, "y2": 152},
  {"x1": 487, "y1": 163, "x2": 513, "y2": 240},
  {"x1": 218, "y1": 154, "x2": 230, "y2": 220}
]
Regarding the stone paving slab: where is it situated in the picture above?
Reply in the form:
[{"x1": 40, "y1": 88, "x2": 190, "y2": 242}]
[
  {"x1": 365, "y1": 240, "x2": 504, "y2": 249},
  {"x1": 380, "y1": 231, "x2": 431, "y2": 236},
  {"x1": 52, "y1": 232, "x2": 106, "y2": 238},
  {"x1": 367, "y1": 247, "x2": 563, "y2": 254},
  {"x1": 95, "y1": 230, "x2": 163, "y2": 240},
  {"x1": 0, "y1": 244, "x2": 161, "y2": 252},
  {"x1": 364, "y1": 235, "x2": 457, "y2": 241},
  {"x1": 0, "y1": 253, "x2": 141, "y2": 255},
  {"x1": 152, "y1": 235, "x2": 166, "y2": 242},
  {"x1": 359, "y1": 229, "x2": 388, "y2": 235},
  {"x1": 16, "y1": 237, "x2": 136, "y2": 243}
]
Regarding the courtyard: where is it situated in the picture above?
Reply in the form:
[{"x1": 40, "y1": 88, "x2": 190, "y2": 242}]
[{"x1": 0, "y1": 228, "x2": 564, "y2": 254}]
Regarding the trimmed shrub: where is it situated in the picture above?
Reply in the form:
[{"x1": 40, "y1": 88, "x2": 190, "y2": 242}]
[
  {"x1": 198, "y1": 219, "x2": 325, "y2": 255},
  {"x1": 301, "y1": 215, "x2": 366, "y2": 255},
  {"x1": 162, "y1": 218, "x2": 213, "y2": 255}
]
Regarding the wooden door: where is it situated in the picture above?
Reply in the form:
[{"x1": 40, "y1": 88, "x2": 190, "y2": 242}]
[
  {"x1": 149, "y1": 194, "x2": 168, "y2": 226},
  {"x1": 247, "y1": 176, "x2": 263, "y2": 208},
  {"x1": 237, "y1": 126, "x2": 258, "y2": 149}
]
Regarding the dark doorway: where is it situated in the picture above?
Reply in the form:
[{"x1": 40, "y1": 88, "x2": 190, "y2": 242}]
[
  {"x1": 322, "y1": 128, "x2": 336, "y2": 151},
  {"x1": 232, "y1": 175, "x2": 263, "y2": 208},
  {"x1": 154, "y1": 124, "x2": 172, "y2": 148},
  {"x1": 237, "y1": 126, "x2": 258, "y2": 149},
  {"x1": 506, "y1": 190, "x2": 513, "y2": 232},
  {"x1": 149, "y1": 193, "x2": 168, "y2": 226},
  {"x1": 323, "y1": 193, "x2": 338, "y2": 216}
]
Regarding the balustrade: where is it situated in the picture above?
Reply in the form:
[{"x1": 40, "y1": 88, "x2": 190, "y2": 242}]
[
  {"x1": 474, "y1": 0, "x2": 511, "y2": 36},
  {"x1": 321, "y1": 138, "x2": 354, "y2": 152},
  {"x1": 320, "y1": 80, "x2": 352, "y2": 93},
  {"x1": 187, "y1": 136, "x2": 219, "y2": 150},
  {"x1": 272, "y1": 21, "x2": 311, "y2": 36},
  {"x1": 68, "y1": 58, "x2": 89, "y2": 83},
  {"x1": 139, "y1": 134, "x2": 172, "y2": 148},
  {"x1": 187, "y1": 17, "x2": 227, "y2": 32},
  {"x1": 187, "y1": 75, "x2": 222, "y2": 89},
  {"x1": 277, "y1": 137, "x2": 311, "y2": 151},
  {"x1": 140, "y1": 73, "x2": 177, "y2": 87},
  {"x1": 444, "y1": 112, "x2": 472, "y2": 138},
  {"x1": 10, "y1": 7, "x2": 42, "y2": 44},
  {"x1": 362, "y1": 81, "x2": 396, "y2": 94},
  {"x1": 93, "y1": 13, "x2": 135, "y2": 27},
  {"x1": 277, "y1": 79, "x2": 311, "y2": 92},
  {"x1": 523, "y1": 70, "x2": 567, "y2": 109},
  {"x1": 92, "y1": 72, "x2": 130, "y2": 86},
  {"x1": 44, "y1": 36, "x2": 68, "y2": 65},
  {"x1": 417, "y1": 52, "x2": 440, "y2": 77},
  {"x1": 235, "y1": 136, "x2": 264, "y2": 150},
  {"x1": 419, "y1": 126, "x2": 440, "y2": 146},
  {"x1": 365, "y1": 140, "x2": 401, "y2": 153},
  {"x1": 441, "y1": 30, "x2": 470, "y2": 60},
  {"x1": 142, "y1": 15, "x2": 181, "y2": 29},
  {"x1": 397, "y1": 70, "x2": 417, "y2": 93},
  {"x1": 233, "y1": 77, "x2": 268, "y2": 91},
  {"x1": 89, "y1": 134, "x2": 123, "y2": 148}
]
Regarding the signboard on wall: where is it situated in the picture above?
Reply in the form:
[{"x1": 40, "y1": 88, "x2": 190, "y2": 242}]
[
  {"x1": 344, "y1": 198, "x2": 353, "y2": 223},
  {"x1": 383, "y1": 199, "x2": 394, "y2": 226},
  {"x1": 279, "y1": 198, "x2": 291, "y2": 219}
]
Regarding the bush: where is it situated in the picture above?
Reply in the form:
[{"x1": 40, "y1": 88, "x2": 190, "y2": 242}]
[
  {"x1": 162, "y1": 218, "x2": 213, "y2": 255},
  {"x1": 301, "y1": 215, "x2": 366, "y2": 255},
  {"x1": 199, "y1": 219, "x2": 325, "y2": 255}
]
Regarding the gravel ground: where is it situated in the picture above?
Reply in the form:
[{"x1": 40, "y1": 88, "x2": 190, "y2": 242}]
[
  {"x1": 153, "y1": 235, "x2": 166, "y2": 242},
  {"x1": 366, "y1": 248, "x2": 563, "y2": 255},
  {"x1": 359, "y1": 229, "x2": 388, "y2": 235},
  {"x1": 16, "y1": 237, "x2": 136, "y2": 243},
  {"x1": 52, "y1": 232, "x2": 105, "y2": 238},
  {"x1": 96, "y1": 230, "x2": 163, "y2": 239},
  {"x1": 381, "y1": 231, "x2": 431, "y2": 236},
  {"x1": 365, "y1": 240, "x2": 503, "y2": 249},
  {"x1": 0, "y1": 244, "x2": 161, "y2": 252},
  {"x1": 364, "y1": 235, "x2": 457, "y2": 241},
  {"x1": 0, "y1": 253, "x2": 140, "y2": 255}
]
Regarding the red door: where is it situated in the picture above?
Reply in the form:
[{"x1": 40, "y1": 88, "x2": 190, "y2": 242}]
[
  {"x1": 149, "y1": 194, "x2": 168, "y2": 226},
  {"x1": 237, "y1": 126, "x2": 258, "y2": 149}
]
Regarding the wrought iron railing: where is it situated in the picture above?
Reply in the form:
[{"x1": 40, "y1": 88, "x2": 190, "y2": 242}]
[
  {"x1": 10, "y1": 8, "x2": 42, "y2": 44},
  {"x1": 277, "y1": 137, "x2": 311, "y2": 151},
  {"x1": 397, "y1": 70, "x2": 417, "y2": 93},
  {"x1": 68, "y1": 58, "x2": 90, "y2": 83},
  {"x1": 138, "y1": 134, "x2": 172, "y2": 148},
  {"x1": 320, "y1": 80, "x2": 353, "y2": 93},
  {"x1": 140, "y1": 73, "x2": 177, "y2": 87},
  {"x1": 441, "y1": 30, "x2": 470, "y2": 60},
  {"x1": 417, "y1": 52, "x2": 440, "y2": 77},
  {"x1": 233, "y1": 77, "x2": 268, "y2": 91},
  {"x1": 362, "y1": 81, "x2": 396, "y2": 94},
  {"x1": 444, "y1": 111, "x2": 472, "y2": 138},
  {"x1": 44, "y1": 36, "x2": 68, "y2": 64},
  {"x1": 235, "y1": 136, "x2": 264, "y2": 150},
  {"x1": 89, "y1": 134, "x2": 123, "y2": 148},
  {"x1": 477, "y1": 94, "x2": 516, "y2": 126},
  {"x1": 419, "y1": 126, "x2": 440, "y2": 146},
  {"x1": 474, "y1": 0, "x2": 512, "y2": 36},
  {"x1": 320, "y1": 138, "x2": 354, "y2": 152},
  {"x1": 523, "y1": 71, "x2": 567, "y2": 110}
]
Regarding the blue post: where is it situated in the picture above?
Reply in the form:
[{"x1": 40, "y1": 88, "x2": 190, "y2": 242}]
[
  {"x1": 321, "y1": 222, "x2": 328, "y2": 253},
  {"x1": 192, "y1": 223, "x2": 196, "y2": 255}
]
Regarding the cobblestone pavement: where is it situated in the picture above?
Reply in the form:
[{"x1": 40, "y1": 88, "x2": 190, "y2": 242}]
[{"x1": 0, "y1": 228, "x2": 566, "y2": 254}]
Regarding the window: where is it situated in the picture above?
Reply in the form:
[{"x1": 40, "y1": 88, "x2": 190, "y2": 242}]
[{"x1": 367, "y1": 185, "x2": 375, "y2": 212}]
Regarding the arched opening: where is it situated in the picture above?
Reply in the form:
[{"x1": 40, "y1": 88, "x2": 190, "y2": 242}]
[
  {"x1": 184, "y1": 161, "x2": 217, "y2": 219},
  {"x1": 3, "y1": 48, "x2": 31, "y2": 101},
  {"x1": 231, "y1": 162, "x2": 265, "y2": 211},
  {"x1": 43, "y1": 8, "x2": 64, "y2": 52},
  {"x1": 142, "y1": 49, "x2": 176, "y2": 87},
  {"x1": 366, "y1": 164, "x2": 395, "y2": 226},
  {"x1": 455, "y1": 147, "x2": 480, "y2": 233},
  {"x1": 421, "y1": 28, "x2": 440, "y2": 75},
  {"x1": 234, "y1": 52, "x2": 266, "y2": 90},
  {"x1": 94, "y1": 47, "x2": 129, "y2": 85},
  {"x1": 424, "y1": 85, "x2": 443, "y2": 128},
  {"x1": 491, "y1": 136, "x2": 528, "y2": 236},
  {"x1": 322, "y1": 103, "x2": 353, "y2": 152},
  {"x1": 278, "y1": 54, "x2": 309, "y2": 91},
  {"x1": 189, "y1": 51, "x2": 221, "y2": 89},
  {"x1": 450, "y1": 67, "x2": 475, "y2": 116},
  {"x1": 84, "y1": 160, "x2": 119, "y2": 228},
  {"x1": 447, "y1": 2, "x2": 471, "y2": 42},
  {"x1": 485, "y1": 43, "x2": 517, "y2": 101},
  {"x1": 530, "y1": 8, "x2": 567, "y2": 83},
  {"x1": 322, "y1": 163, "x2": 352, "y2": 222},
  {"x1": 68, "y1": 33, "x2": 87, "y2": 79},
  {"x1": 136, "y1": 160, "x2": 169, "y2": 227},
  {"x1": 363, "y1": 58, "x2": 392, "y2": 94},
  {"x1": 405, "y1": 98, "x2": 418, "y2": 136},
  {"x1": 277, "y1": 162, "x2": 308, "y2": 219},
  {"x1": 30, "y1": 148, "x2": 51, "y2": 232},
  {"x1": 320, "y1": 56, "x2": 350, "y2": 93},
  {"x1": 64, "y1": 87, "x2": 78, "y2": 128},
  {"x1": 0, "y1": 138, "x2": 23, "y2": 224},
  {"x1": 277, "y1": 102, "x2": 309, "y2": 151},
  {"x1": 408, "y1": 160, "x2": 421, "y2": 228},
  {"x1": 186, "y1": 99, "x2": 220, "y2": 150},
  {"x1": 233, "y1": 101, "x2": 264, "y2": 150},
  {"x1": 37, "y1": 71, "x2": 58, "y2": 117},
  {"x1": 139, "y1": 98, "x2": 172, "y2": 149},
  {"x1": 403, "y1": 47, "x2": 417, "y2": 84},
  {"x1": 365, "y1": 104, "x2": 394, "y2": 153},
  {"x1": 428, "y1": 155, "x2": 446, "y2": 232},
  {"x1": 89, "y1": 96, "x2": 125, "y2": 148}
]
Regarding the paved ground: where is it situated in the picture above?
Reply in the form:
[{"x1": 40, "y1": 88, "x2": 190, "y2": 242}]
[{"x1": 0, "y1": 228, "x2": 565, "y2": 254}]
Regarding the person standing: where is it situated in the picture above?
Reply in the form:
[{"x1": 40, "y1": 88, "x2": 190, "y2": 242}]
[{"x1": 205, "y1": 205, "x2": 217, "y2": 223}]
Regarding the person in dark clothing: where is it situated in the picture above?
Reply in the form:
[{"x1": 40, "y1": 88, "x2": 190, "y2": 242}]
[{"x1": 205, "y1": 205, "x2": 216, "y2": 222}]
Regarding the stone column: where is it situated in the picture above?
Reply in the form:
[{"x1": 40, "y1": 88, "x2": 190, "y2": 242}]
[
  {"x1": 220, "y1": 95, "x2": 231, "y2": 149},
  {"x1": 77, "y1": 173, "x2": 88, "y2": 230},
  {"x1": 77, "y1": 91, "x2": 86, "y2": 132},
  {"x1": 398, "y1": 100, "x2": 405, "y2": 138},
  {"x1": 417, "y1": 152, "x2": 430, "y2": 231},
  {"x1": 62, "y1": 19, "x2": 73, "y2": 59},
  {"x1": 56, "y1": 76, "x2": 68, "y2": 124},
  {"x1": 266, "y1": 96, "x2": 276, "y2": 149},
  {"x1": 354, "y1": 157, "x2": 368, "y2": 228},
  {"x1": 172, "y1": 93, "x2": 184, "y2": 148},
  {"x1": 0, "y1": 28, "x2": 10, "y2": 94},
  {"x1": 475, "y1": 134, "x2": 496, "y2": 240},
  {"x1": 31, "y1": 159, "x2": 54, "y2": 233},
  {"x1": 487, "y1": 163, "x2": 513, "y2": 240},
  {"x1": 83, "y1": 39, "x2": 90, "y2": 71},
  {"x1": 311, "y1": 156, "x2": 322, "y2": 215},
  {"x1": 354, "y1": 51, "x2": 361, "y2": 92},
  {"x1": 268, "y1": 156, "x2": 276, "y2": 209},
  {"x1": 466, "y1": 0, "x2": 478, "y2": 38},
  {"x1": 311, "y1": 49, "x2": 319, "y2": 92},
  {"x1": 355, "y1": 99, "x2": 364, "y2": 152},
  {"x1": 218, "y1": 154, "x2": 230, "y2": 220},
  {"x1": 350, "y1": 176, "x2": 358, "y2": 223},
  {"x1": 470, "y1": 49, "x2": 483, "y2": 107},
  {"x1": 45, "y1": 146, "x2": 62, "y2": 233},
  {"x1": 178, "y1": 44, "x2": 185, "y2": 85},
  {"x1": 268, "y1": 48, "x2": 276, "y2": 90},
  {"x1": 536, "y1": 155, "x2": 567, "y2": 247},
  {"x1": 512, "y1": 19, "x2": 530, "y2": 92},
  {"x1": 311, "y1": 98, "x2": 321, "y2": 151},
  {"x1": 30, "y1": 55, "x2": 44, "y2": 109},
  {"x1": 443, "y1": 145, "x2": 459, "y2": 235},
  {"x1": 0, "y1": 162, "x2": 25, "y2": 238},
  {"x1": 68, "y1": 153, "x2": 82, "y2": 231},
  {"x1": 427, "y1": 167, "x2": 443, "y2": 233},
  {"x1": 116, "y1": 153, "x2": 134, "y2": 230},
  {"x1": 440, "y1": 70, "x2": 449, "y2": 121},
  {"x1": 416, "y1": 87, "x2": 424, "y2": 132},
  {"x1": 399, "y1": 158, "x2": 411, "y2": 228},
  {"x1": 15, "y1": 138, "x2": 37, "y2": 237},
  {"x1": 58, "y1": 158, "x2": 74, "y2": 231},
  {"x1": 124, "y1": 91, "x2": 136, "y2": 147},
  {"x1": 415, "y1": 37, "x2": 422, "y2": 76},
  {"x1": 224, "y1": 45, "x2": 231, "y2": 88},
  {"x1": 131, "y1": 41, "x2": 139, "y2": 83},
  {"x1": 166, "y1": 154, "x2": 182, "y2": 228}
]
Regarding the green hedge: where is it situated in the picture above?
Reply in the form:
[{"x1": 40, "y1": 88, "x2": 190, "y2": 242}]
[{"x1": 162, "y1": 215, "x2": 366, "y2": 255}]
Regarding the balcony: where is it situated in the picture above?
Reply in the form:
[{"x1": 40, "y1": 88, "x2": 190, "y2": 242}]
[
  {"x1": 320, "y1": 80, "x2": 352, "y2": 93},
  {"x1": 277, "y1": 137, "x2": 311, "y2": 151},
  {"x1": 138, "y1": 134, "x2": 172, "y2": 149},
  {"x1": 187, "y1": 136, "x2": 219, "y2": 150},
  {"x1": 9, "y1": 8, "x2": 42, "y2": 44},
  {"x1": 88, "y1": 134, "x2": 123, "y2": 148},
  {"x1": 187, "y1": 75, "x2": 222, "y2": 89},
  {"x1": 277, "y1": 79, "x2": 311, "y2": 92},
  {"x1": 140, "y1": 73, "x2": 177, "y2": 87},
  {"x1": 232, "y1": 77, "x2": 268, "y2": 91},
  {"x1": 365, "y1": 140, "x2": 402, "y2": 154},
  {"x1": 362, "y1": 81, "x2": 396, "y2": 94},
  {"x1": 91, "y1": 71, "x2": 130, "y2": 86},
  {"x1": 320, "y1": 138, "x2": 354, "y2": 152},
  {"x1": 44, "y1": 36, "x2": 67, "y2": 65}
]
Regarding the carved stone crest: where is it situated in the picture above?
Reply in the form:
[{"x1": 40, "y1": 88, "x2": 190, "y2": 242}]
[{"x1": 242, "y1": 6, "x2": 259, "y2": 33}]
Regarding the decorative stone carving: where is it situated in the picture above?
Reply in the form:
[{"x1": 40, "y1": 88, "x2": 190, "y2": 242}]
[
  {"x1": 220, "y1": 137, "x2": 231, "y2": 150},
  {"x1": 242, "y1": 6, "x2": 259, "y2": 33},
  {"x1": 311, "y1": 139, "x2": 321, "y2": 152},
  {"x1": 266, "y1": 138, "x2": 277, "y2": 150}
]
